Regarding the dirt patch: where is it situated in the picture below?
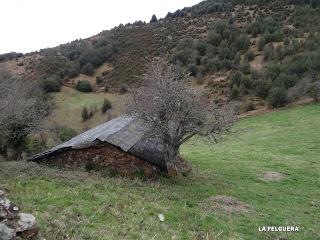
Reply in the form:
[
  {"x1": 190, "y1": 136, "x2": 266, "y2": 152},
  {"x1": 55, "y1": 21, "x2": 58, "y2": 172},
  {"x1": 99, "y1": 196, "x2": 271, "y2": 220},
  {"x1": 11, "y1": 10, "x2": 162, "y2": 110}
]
[
  {"x1": 203, "y1": 195, "x2": 253, "y2": 215},
  {"x1": 261, "y1": 171, "x2": 285, "y2": 182}
]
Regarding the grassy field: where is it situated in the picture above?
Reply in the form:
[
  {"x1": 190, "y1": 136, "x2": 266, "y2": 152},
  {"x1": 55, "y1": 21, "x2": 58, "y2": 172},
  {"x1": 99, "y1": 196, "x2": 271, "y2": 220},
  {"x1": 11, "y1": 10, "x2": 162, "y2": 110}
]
[
  {"x1": 0, "y1": 104, "x2": 319, "y2": 239},
  {"x1": 49, "y1": 87, "x2": 130, "y2": 132}
]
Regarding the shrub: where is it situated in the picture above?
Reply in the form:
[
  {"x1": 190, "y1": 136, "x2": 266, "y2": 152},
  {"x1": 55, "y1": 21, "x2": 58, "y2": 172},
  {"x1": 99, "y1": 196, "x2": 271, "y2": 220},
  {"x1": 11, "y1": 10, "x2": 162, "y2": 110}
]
[
  {"x1": 235, "y1": 35, "x2": 250, "y2": 51},
  {"x1": 81, "y1": 107, "x2": 90, "y2": 122},
  {"x1": 264, "y1": 44, "x2": 274, "y2": 61},
  {"x1": 207, "y1": 31, "x2": 222, "y2": 47},
  {"x1": 56, "y1": 125, "x2": 77, "y2": 142},
  {"x1": 255, "y1": 79, "x2": 272, "y2": 99},
  {"x1": 101, "y1": 98, "x2": 112, "y2": 113},
  {"x1": 244, "y1": 50, "x2": 255, "y2": 61},
  {"x1": 68, "y1": 68, "x2": 79, "y2": 78},
  {"x1": 233, "y1": 52, "x2": 241, "y2": 64},
  {"x1": 150, "y1": 14, "x2": 158, "y2": 23},
  {"x1": 257, "y1": 36, "x2": 266, "y2": 51},
  {"x1": 275, "y1": 45, "x2": 285, "y2": 61},
  {"x1": 81, "y1": 63, "x2": 95, "y2": 76},
  {"x1": 230, "y1": 71, "x2": 243, "y2": 87},
  {"x1": 41, "y1": 77, "x2": 61, "y2": 92},
  {"x1": 172, "y1": 50, "x2": 192, "y2": 65},
  {"x1": 76, "y1": 80, "x2": 93, "y2": 92},
  {"x1": 23, "y1": 135, "x2": 45, "y2": 155},
  {"x1": 309, "y1": 81, "x2": 320, "y2": 101},
  {"x1": 277, "y1": 72, "x2": 298, "y2": 89},
  {"x1": 196, "y1": 72, "x2": 204, "y2": 84},
  {"x1": 267, "y1": 87, "x2": 288, "y2": 108},
  {"x1": 196, "y1": 42, "x2": 207, "y2": 56},
  {"x1": 230, "y1": 85, "x2": 240, "y2": 99},
  {"x1": 119, "y1": 83, "x2": 128, "y2": 94},
  {"x1": 204, "y1": 58, "x2": 221, "y2": 73},
  {"x1": 241, "y1": 63, "x2": 251, "y2": 75},
  {"x1": 189, "y1": 64, "x2": 199, "y2": 76}
]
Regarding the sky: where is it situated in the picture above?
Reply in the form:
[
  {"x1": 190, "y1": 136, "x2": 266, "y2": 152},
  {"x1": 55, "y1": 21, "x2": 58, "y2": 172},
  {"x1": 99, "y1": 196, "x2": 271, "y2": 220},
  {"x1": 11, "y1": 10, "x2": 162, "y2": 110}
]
[{"x1": 0, "y1": 0, "x2": 202, "y2": 54}]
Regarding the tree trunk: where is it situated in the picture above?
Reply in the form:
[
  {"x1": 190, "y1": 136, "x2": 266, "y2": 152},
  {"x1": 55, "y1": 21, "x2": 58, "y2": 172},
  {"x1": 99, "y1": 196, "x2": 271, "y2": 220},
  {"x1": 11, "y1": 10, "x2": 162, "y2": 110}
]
[
  {"x1": 165, "y1": 145, "x2": 179, "y2": 177},
  {"x1": 6, "y1": 147, "x2": 21, "y2": 161}
]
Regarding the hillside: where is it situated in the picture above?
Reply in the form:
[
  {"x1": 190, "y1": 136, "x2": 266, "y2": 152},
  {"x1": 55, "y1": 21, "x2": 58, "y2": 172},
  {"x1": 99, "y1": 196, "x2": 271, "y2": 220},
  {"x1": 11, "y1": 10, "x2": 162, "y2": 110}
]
[
  {"x1": 1, "y1": 0, "x2": 319, "y2": 107},
  {"x1": 1, "y1": 103, "x2": 319, "y2": 239},
  {"x1": 0, "y1": 0, "x2": 320, "y2": 148}
]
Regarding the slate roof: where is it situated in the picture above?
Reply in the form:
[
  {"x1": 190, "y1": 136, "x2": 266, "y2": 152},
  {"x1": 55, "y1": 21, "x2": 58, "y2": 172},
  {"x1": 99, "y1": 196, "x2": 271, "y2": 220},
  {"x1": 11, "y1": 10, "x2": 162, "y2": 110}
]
[{"x1": 29, "y1": 116, "x2": 166, "y2": 169}]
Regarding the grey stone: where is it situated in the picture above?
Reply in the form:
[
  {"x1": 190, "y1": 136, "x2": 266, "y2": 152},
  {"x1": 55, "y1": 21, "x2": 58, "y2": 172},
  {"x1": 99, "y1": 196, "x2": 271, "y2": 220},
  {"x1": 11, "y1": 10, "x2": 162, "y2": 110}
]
[
  {"x1": 0, "y1": 223, "x2": 15, "y2": 240},
  {"x1": 17, "y1": 213, "x2": 36, "y2": 232}
]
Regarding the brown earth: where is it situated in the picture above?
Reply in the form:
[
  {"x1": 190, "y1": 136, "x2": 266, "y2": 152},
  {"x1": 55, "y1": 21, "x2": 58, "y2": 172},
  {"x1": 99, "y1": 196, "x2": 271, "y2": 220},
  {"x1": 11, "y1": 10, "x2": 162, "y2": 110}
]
[{"x1": 203, "y1": 195, "x2": 254, "y2": 215}]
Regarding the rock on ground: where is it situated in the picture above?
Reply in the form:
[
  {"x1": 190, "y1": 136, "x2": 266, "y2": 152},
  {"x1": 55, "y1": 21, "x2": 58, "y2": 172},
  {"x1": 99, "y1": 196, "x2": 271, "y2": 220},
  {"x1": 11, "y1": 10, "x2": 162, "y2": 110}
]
[{"x1": 0, "y1": 190, "x2": 39, "y2": 239}]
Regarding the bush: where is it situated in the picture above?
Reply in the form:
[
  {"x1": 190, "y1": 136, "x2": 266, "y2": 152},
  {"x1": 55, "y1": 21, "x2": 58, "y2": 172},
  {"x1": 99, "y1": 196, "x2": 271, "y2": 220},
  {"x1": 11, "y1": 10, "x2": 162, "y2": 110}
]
[
  {"x1": 101, "y1": 98, "x2": 112, "y2": 113},
  {"x1": 189, "y1": 64, "x2": 199, "y2": 76},
  {"x1": 207, "y1": 31, "x2": 222, "y2": 46},
  {"x1": 264, "y1": 44, "x2": 274, "y2": 61},
  {"x1": 241, "y1": 63, "x2": 251, "y2": 75},
  {"x1": 81, "y1": 63, "x2": 95, "y2": 76},
  {"x1": 267, "y1": 87, "x2": 288, "y2": 108},
  {"x1": 119, "y1": 83, "x2": 128, "y2": 94},
  {"x1": 81, "y1": 107, "x2": 90, "y2": 122},
  {"x1": 68, "y1": 68, "x2": 79, "y2": 78},
  {"x1": 309, "y1": 81, "x2": 320, "y2": 101},
  {"x1": 275, "y1": 45, "x2": 285, "y2": 60},
  {"x1": 235, "y1": 35, "x2": 250, "y2": 51},
  {"x1": 150, "y1": 14, "x2": 157, "y2": 23},
  {"x1": 255, "y1": 79, "x2": 272, "y2": 99},
  {"x1": 244, "y1": 50, "x2": 255, "y2": 61},
  {"x1": 230, "y1": 71, "x2": 243, "y2": 87},
  {"x1": 230, "y1": 85, "x2": 240, "y2": 99},
  {"x1": 56, "y1": 126, "x2": 77, "y2": 142},
  {"x1": 23, "y1": 135, "x2": 45, "y2": 155},
  {"x1": 41, "y1": 77, "x2": 61, "y2": 92},
  {"x1": 257, "y1": 37, "x2": 266, "y2": 51},
  {"x1": 76, "y1": 80, "x2": 93, "y2": 92},
  {"x1": 233, "y1": 52, "x2": 241, "y2": 64},
  {"x1": 196, "y1": 42, "x2": 207, "y2": 56},
  {"x1": 196, "y1": 72, "x2": 204, "y2": 84}
]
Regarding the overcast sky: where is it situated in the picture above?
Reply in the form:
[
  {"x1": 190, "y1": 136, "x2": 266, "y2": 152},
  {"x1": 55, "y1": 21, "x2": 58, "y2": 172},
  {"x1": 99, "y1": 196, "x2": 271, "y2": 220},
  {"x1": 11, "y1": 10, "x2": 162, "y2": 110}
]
[{"x1": 0, "y1": 0, "x2": 202, "y2": 54}]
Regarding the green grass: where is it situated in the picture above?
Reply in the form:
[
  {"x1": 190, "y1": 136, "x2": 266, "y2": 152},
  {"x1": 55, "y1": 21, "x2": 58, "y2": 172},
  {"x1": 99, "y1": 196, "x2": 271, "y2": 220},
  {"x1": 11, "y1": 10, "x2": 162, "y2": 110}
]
[
  {"x1": 1, "y1": 104, "x2": 319, "y2": 239},
  {"x1": 49, "y1": 87, "x2": 128, "y2": 132}
]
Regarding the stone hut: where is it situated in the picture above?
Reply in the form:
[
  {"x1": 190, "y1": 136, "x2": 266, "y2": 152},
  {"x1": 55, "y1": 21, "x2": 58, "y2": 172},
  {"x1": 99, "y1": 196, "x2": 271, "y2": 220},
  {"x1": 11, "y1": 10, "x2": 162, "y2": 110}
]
[{"x1": 29, "y1": 117, "x2": 168, "y2": 176}]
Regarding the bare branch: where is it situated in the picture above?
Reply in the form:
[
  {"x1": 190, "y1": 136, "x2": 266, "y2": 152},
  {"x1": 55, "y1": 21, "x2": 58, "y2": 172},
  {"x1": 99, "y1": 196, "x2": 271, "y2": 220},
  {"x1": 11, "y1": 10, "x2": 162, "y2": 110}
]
[
  {"x1": 0, "y1": 65, "x2": 48, "y2": 155},
  {"x1": 127, "y1": 60, "x2": 236, "y2": 175}
]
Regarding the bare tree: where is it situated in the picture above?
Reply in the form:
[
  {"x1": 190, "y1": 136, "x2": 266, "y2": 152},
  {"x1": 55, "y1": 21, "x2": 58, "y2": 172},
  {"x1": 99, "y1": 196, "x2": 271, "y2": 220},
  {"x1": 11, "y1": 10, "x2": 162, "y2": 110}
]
[
  {"x1": 128, "y1": 61, "x2": 235, "y2": 176},
  {"x1": 0, "y1": 65, "x2": 48, "y2": 159}
]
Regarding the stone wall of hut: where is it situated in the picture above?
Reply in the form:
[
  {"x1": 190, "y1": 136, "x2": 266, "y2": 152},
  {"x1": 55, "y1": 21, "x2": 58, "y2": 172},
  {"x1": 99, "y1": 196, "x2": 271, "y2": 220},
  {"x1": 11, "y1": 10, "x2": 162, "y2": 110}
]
[{"x1": 37, "y1": 143, "x2": 162, "y2": 176}]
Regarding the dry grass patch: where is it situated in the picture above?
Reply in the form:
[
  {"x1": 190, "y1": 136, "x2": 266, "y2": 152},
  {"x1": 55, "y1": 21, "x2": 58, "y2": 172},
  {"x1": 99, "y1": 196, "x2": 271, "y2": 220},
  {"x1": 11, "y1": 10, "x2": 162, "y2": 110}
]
[
  {"x1": 203, "y1": 195, "x2": 254, "y2": 215},
  {"x1": 261, "y1": 171, "x2": 285, "y2": 182}
]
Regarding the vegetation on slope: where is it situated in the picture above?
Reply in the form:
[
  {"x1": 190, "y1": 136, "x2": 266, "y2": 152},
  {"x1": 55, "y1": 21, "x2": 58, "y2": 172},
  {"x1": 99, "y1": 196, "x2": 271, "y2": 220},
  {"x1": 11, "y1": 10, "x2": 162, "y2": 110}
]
[
  {"x1": 0, "y1": 103, "x2": 319, "y2": 239},
  {"x1": 1, "y1": 0, "x2": 320, "y2": 110}
]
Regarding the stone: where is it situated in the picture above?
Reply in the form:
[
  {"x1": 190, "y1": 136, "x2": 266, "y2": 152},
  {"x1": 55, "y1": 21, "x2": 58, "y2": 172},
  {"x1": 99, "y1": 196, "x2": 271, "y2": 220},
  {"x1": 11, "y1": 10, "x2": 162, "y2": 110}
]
[
  {"x1": 0, "y1": 223, "x2": 15, "y2": 240},
  {"x1": 17, "y1": 213, "x2": 36, "y2": 232},
  {"x1": 0, "y1": 190, "x2": 39, "y2": 239}
]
